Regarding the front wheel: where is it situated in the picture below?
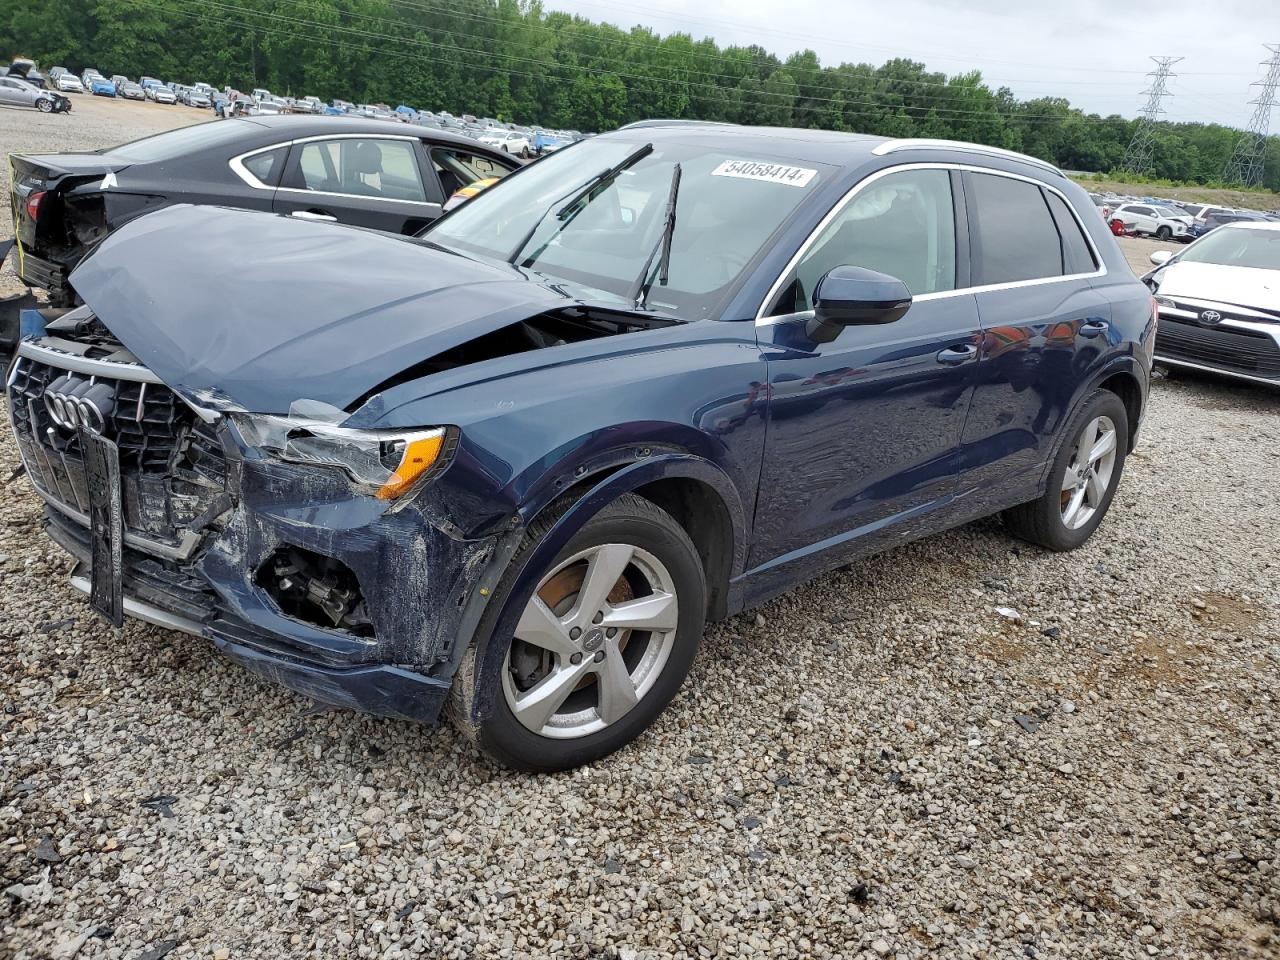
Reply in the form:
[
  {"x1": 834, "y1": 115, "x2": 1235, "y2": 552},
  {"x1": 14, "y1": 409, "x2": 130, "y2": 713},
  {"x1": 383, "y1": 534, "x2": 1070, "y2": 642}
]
[
  {"x1": 450, "y1": 494, "x2": 706, "y2": 772},
  {"x1": 1002, "y1": 389, "x2": 1129, "y2": 551},
  {"x1": 37, "y1": 98, "x2": 53, "y2": 113},
  {"x1": 1156, "y1": 225, "x2": 1172, "y2": 241}
]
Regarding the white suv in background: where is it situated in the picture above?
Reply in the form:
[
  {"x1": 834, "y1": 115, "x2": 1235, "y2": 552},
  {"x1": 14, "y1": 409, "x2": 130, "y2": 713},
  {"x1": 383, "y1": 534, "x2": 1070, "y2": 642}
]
[
  {"x1": 478, "y1": 130, "x2": 532, "y2": 157},
  {"x1": 1111, "y1": 203, "x2": 1193, "y2": 241}
]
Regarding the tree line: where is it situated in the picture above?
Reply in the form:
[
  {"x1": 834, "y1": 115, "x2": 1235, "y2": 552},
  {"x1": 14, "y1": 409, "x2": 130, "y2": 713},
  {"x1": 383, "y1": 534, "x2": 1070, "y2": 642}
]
[{"x1": 5, "y1": 0, "x2": 1278, "y2": 190}]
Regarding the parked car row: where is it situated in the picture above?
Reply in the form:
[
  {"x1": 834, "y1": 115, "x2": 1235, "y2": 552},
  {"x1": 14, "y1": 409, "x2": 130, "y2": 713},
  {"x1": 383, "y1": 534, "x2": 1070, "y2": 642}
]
[
  {"x1": 9, "y1": 58, "x2": 587, "y2": 153},
  {"x1": 1088, "y1": 190, "x2": 1280, "y2": 241},
  {"x1": 4, "y1": 126, "x2": 1171, "y2": 772}
]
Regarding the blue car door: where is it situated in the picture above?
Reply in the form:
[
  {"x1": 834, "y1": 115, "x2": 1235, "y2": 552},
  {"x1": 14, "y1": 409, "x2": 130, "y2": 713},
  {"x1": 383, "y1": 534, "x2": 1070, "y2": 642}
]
[
  {"x1": 748, "y1": 167, "x2": 983, "y2": 577},
  {"x1": 956, "y1": 170, "x2": 1114, "y2": 508}
]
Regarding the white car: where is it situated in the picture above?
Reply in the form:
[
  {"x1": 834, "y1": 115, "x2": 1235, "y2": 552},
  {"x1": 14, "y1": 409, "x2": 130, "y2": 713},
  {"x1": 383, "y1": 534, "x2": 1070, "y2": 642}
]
[
  {"x1": 1111, "y1": 202, "x2": 1192, "y2": 241},
  {"x1": 147, "y1": 85, "x2": 177, "y2": 104},
  {"x1": 56, "y1": 74, "x2": 84, "y2": 93},
  {"x1": 478, "y1": 130, "x2": 532, "y2": 157},
  {"x1": 1146, "y1": 221, "x2": 1280, "y2": 386}
]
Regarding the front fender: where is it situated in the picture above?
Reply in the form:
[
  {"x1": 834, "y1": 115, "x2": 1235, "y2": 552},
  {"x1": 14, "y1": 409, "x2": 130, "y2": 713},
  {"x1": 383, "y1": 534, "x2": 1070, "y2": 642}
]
[{"x1": 450, "y1": 453, "x2": 747, "y2": 725}]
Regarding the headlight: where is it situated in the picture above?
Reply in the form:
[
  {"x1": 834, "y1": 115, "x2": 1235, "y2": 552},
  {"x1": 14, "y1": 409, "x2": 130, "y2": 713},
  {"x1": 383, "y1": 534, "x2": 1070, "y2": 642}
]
[{"x1": 232, "y1": 404, "x2": 449, "y2": 501}]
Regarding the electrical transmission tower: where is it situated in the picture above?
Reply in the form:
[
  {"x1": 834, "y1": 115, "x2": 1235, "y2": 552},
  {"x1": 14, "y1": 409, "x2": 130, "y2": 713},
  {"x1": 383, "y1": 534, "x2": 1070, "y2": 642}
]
[
  {"x1": 1222, "y1": 44, "x2": 1280, "y2": 187},
  {"x1": 1123, "y1": 56, "x2": 1183, "y2": 176}
]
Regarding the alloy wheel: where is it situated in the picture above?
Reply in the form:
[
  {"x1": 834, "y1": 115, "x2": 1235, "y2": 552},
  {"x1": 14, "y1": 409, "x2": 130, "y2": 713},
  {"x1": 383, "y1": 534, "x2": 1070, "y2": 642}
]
[
  {"x1": 1060, "y1": 415, "x2": 1118, "y2": 530},
  {"x1": 502, "y1": 543, "x2": 679, "y2": 739}
]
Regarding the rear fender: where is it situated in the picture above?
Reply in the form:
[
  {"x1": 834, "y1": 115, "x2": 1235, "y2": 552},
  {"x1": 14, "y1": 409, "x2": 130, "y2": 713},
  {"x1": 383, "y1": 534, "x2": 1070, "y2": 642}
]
[
  {"x1": 451, "y1": 454, "x2": 745, "y2": 725},
  {"x1": 1036, "y1": 352, "x2": 1148, "y2": 492}
]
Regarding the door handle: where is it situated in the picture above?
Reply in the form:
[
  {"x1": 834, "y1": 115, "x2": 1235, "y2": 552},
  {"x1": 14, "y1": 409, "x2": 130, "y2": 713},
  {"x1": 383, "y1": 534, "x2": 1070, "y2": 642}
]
[
  {"x1": 290, "y1": 210, "x2": 337, "y2": 222},
  {"x1": 936, "y1": 343, "x2": 978, "y2": 365},
  {"x1": 1079, "y1": 320, "x2": 1110, "y2": 338}
]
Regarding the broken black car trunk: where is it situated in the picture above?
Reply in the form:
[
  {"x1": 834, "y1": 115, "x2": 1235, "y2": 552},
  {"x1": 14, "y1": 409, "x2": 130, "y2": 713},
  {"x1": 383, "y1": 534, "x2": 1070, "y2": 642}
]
[{"x1": 9, "y1": 153, "x2": 144, "y2": 304}]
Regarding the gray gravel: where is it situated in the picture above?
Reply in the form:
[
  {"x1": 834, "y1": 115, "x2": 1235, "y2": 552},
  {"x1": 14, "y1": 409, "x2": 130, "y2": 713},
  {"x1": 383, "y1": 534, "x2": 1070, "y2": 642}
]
[{"x1": 3, "y1": 107, "x2": 1280, "y2": 960}]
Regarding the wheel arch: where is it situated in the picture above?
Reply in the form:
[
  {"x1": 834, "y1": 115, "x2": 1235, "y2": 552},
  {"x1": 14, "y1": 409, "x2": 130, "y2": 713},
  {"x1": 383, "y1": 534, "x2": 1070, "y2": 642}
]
[
  {"x1": 1036, "y1": 354, "x2": 1148, "y2": 492},
  {"x1": 451, "y1": 453, "x2": 747, "y2": 725},
  {"x1": 1096, "y1": 367, "x2": 1144, "y2": 452}
]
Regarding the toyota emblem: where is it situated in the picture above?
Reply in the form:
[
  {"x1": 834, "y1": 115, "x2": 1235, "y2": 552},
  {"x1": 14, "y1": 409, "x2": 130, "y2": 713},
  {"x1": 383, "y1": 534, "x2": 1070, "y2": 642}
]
[
  {"x1": 43, "y1": 375, "x2": 116, "y2": 435},
  {"x1": 1199, "y1": 310, "x2": 1222, "y2": 326}
]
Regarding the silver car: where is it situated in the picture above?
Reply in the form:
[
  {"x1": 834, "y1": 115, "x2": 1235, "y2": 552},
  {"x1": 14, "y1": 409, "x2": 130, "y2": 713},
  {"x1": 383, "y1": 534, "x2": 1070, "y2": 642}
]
[
  {"x1": 0, "y1": 76, "x2": 61, "y2": 112},
  {"x1": 1146, "y1": 221, "x2": 1280, "y2": 386}
]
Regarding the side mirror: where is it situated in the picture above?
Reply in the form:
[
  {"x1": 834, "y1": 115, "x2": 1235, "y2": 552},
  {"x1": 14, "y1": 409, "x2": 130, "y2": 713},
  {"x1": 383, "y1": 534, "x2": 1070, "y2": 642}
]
[
  {"x1": 807, "y1": 266, "x2": 913, "y2": 344},
  {"x1": 1149, "y1": 250, "x2": 1173, "y2": 266}
]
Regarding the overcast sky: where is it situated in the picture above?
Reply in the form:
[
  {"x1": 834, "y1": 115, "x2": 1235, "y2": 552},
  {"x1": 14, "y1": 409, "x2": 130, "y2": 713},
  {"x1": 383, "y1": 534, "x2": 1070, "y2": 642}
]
[{"x1": 545, "y1": 0, "x2": 1277, "y2": 130}]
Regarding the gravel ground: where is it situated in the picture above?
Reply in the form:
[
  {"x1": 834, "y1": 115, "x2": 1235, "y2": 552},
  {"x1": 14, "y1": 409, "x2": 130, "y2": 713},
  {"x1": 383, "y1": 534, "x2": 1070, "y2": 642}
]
[{"x1": 3, "y1": 106, "x2": 1279, "y2": 960}]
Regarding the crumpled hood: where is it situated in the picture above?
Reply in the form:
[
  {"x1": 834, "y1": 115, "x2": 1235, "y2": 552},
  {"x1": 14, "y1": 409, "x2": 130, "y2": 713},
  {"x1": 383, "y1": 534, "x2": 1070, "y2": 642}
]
[
  {"x1": 1157, "y1": 261, "x2": 1280, "y2": 313},
  {"x1": 69, "y1": 204, "x2": 576, "y2": 413}
]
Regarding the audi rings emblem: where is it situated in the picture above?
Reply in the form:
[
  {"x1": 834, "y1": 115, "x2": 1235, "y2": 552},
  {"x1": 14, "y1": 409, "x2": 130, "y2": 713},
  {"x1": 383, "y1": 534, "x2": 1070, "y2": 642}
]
[{"x1": 43, "y1": 375, "x2": 116, "y2": 435}]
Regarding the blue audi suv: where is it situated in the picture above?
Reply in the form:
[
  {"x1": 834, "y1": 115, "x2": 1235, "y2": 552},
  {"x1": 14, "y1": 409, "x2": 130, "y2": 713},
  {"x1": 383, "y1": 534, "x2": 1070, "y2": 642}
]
[{"x1": 4, "y1": 126, "x2": 1155, "y2": 770}]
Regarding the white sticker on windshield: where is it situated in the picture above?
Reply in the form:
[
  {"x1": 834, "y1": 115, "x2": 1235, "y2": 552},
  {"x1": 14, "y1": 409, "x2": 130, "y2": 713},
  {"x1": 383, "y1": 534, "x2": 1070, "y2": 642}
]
[{"x1": 711, "y1": 160, "x2": 816, "y2": 187}]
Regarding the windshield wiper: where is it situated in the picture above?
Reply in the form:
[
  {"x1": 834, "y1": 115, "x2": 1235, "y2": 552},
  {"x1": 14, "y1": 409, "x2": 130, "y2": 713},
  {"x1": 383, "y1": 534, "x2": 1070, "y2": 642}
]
[
  {"x1": 631, "y1": 162, "x2": 681, "y2": 310},
  {"x1": 507, "y1": 142, "x2": 654, "y2": 267}
]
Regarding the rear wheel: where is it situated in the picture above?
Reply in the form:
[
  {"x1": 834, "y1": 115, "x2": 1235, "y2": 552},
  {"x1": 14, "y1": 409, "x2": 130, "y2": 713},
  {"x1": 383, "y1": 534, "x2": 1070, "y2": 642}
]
[
  {"x1": 450, "y1": 494, "x2": 706, "y2": 772},
  {"x1": 1002, "y1": 390, "x2": 1129, "y2": 551}
]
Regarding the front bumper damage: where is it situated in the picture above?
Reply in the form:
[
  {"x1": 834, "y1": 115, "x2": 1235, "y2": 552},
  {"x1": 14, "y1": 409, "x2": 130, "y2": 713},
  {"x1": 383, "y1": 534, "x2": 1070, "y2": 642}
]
[{"x1": 6, "y1": 338, "x2": 503, "y2": 724}]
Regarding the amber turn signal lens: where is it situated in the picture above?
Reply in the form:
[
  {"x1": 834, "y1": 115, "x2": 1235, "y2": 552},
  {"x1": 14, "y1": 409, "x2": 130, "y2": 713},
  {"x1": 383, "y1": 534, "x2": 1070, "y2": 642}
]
[{"x1": 376, "y1": 433, "x2": 444, "y2": 500}]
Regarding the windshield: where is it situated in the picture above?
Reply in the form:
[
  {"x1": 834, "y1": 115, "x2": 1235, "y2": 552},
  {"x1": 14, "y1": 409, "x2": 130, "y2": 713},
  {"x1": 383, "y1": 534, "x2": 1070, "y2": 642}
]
[
  {"x1": 1181, "y1": 227, "x2": 1280, "y2": 270},
  {"x1": 1153, "y1": 206, "x2": 1184, "y2": 218},
  {"x1": 427, "y1": 137, "x2": 827, "y2": 320}
]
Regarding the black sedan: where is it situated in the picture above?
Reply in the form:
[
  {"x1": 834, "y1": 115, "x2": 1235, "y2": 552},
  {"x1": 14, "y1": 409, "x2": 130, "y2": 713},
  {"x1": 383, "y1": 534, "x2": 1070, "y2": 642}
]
[{"x1": 7, "y1": 116, "x2": 520, "y2": 305}]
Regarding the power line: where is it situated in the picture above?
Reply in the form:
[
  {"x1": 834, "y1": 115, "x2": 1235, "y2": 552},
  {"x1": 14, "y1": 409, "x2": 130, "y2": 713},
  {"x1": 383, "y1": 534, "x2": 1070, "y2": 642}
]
[
  {"x1": 1122, "y1": 56, "x2": 1183, "y2": 175},
  {"x1": 157, "y1": 0, "x2": 1144, "y2": 124},
  {"x1": 1223, "y1": 44, "x2": 1280, "y2": 187},
  {"x1": 382, "y1": 0, "x2": 1157, "y2": 91},
  {"x1": 545, "y1": 0, "x2": 1243, "y2": 77}
]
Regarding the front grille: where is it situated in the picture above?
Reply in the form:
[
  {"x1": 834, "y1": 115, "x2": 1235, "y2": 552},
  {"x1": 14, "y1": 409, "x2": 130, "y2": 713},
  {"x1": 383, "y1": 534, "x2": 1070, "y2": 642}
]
[
  {"x1": 1156, "y1": 317, "x2": 1280, "y2": 380},
  {"x1": 6, "y1": 350, "x2": 229, "y2": 553},
  {"x1": 1164, "y1": 298, "x2": 1280, "y2": 326}
]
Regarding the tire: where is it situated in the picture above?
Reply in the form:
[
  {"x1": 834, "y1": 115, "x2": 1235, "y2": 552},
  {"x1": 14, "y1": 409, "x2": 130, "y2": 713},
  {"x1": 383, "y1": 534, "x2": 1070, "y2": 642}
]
[
  {"x1": 450, "y1": 493, "x2": 706, "y2": 772},
  {"x1": 1156, "y1": 226, "x2": 1172, "y2": 241},
  {"x1": 1001, "y1": 389, "x2": 1129, "y2": 552},
  {"x1": 37, "y1": 98, "x2": 52, "y2": 113}
]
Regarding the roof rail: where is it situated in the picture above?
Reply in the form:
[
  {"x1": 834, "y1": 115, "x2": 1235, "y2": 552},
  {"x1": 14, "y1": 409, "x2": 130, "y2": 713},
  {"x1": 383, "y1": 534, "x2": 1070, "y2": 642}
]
[
  {"x1": 871, "y1": 138, "x2": 1062, "y2": 176},
  {"x1": 618, "y1": 119, "x2": 737, "y2": 130}
]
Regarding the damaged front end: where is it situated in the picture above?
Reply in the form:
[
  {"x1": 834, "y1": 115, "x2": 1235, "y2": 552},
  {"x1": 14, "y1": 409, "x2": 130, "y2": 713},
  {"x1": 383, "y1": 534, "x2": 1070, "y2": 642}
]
[
  {"x1": 5, "y1": 311, "x2": 496, "y2": 723},
  {"x1": 6, "y1": 203, "x2": 692, "y2": 724}
]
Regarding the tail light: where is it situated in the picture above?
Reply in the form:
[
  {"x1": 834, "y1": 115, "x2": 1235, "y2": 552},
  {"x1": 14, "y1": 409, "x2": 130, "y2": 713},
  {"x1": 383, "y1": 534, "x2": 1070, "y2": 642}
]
[{"x1": 25, "y1": 190, "x2": 46, "y2": 223}]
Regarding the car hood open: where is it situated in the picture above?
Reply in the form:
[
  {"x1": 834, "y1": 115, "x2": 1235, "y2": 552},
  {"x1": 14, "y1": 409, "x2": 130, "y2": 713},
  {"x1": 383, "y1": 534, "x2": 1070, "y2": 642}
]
[
  {"x1": 1157, "y1": 261, "x2": 1279, "y2": 314},
  {"x1": 69, "y1": 204, "x2": 592, "y2": 414}
]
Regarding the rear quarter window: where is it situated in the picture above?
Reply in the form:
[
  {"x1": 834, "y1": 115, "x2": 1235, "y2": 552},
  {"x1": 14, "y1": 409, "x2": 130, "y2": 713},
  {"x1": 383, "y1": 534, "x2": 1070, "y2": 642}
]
[
  {"x1": 1045, "y1": 192, "x2": 1098, "y2": 275},
  {"x1": 967, "y1": 172, "x2": 1063, "y2": 285}
]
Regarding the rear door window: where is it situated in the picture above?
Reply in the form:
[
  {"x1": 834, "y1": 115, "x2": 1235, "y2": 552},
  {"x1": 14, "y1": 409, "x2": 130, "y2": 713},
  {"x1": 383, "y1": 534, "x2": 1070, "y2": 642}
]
[
  {"x1": 966, "y1": 172, "x2": 1063, "y2": 285},
  {"x1": 287, "y1": 138, "x2": 428, "y2": 202}
]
